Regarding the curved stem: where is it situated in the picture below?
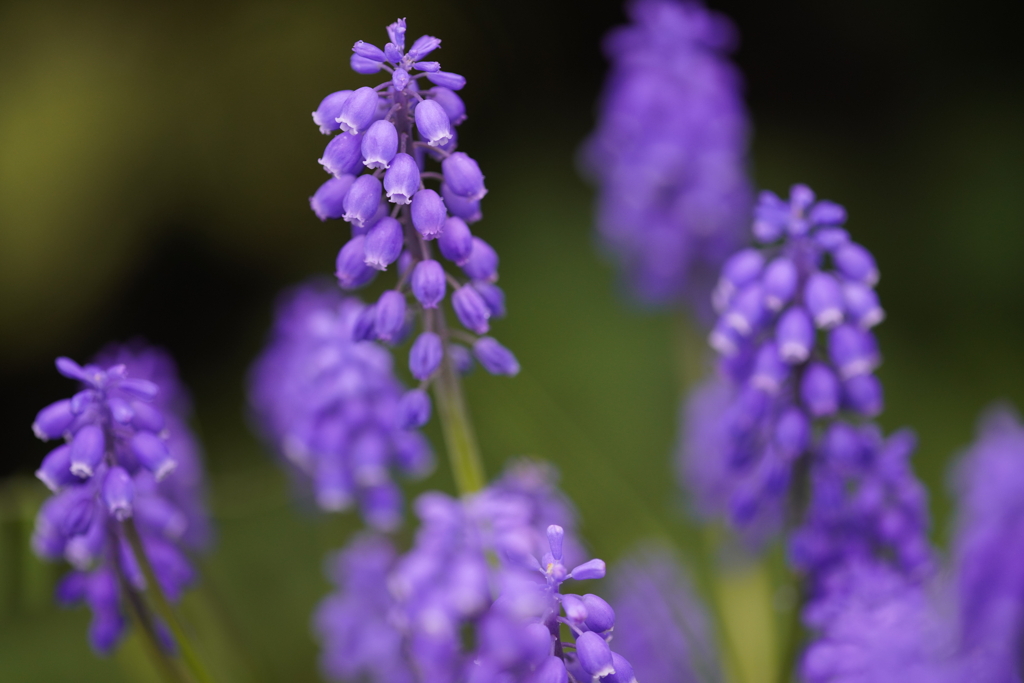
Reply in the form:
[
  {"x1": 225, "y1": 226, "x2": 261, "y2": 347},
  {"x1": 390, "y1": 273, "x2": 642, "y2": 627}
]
[{"x1": 124, "y1": 521, "x2": 217, "y2": 683}]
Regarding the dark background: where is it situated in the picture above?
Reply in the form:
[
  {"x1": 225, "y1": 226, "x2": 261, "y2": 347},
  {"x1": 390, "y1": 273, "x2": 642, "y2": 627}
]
[{"x1": 1, "y1": 0, "x2": 1022, "y2": 681}]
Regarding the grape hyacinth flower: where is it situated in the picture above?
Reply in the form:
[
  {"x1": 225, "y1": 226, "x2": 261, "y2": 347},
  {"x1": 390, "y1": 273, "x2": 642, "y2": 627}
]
[
  {"x1": 30, "y1": 345, "x2": 209, "y2": 654},
  {"x1": 583, "y1": 0, "x2": 752, "y2": 314},
  {"x1": 315, "y1": 462, "x2": 636, "y2": 683},
  {"x1": 310, "y1": 18, "x2": 518, "y2": 430},
  {"x1": 248, "y1": 282, "x2": 434, "y2": 530},
  {"x1": 680, "y1": 184, "x2": 892, "y2": 542},
  {"x1": 608, "y1": 547, "x2": 722, "y2": 683}
]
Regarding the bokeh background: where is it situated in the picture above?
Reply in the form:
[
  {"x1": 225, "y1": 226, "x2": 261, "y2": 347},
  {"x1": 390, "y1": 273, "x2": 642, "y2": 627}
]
[{"x1": 1, "y1": 0, "x2": 1022, "y2": 681}]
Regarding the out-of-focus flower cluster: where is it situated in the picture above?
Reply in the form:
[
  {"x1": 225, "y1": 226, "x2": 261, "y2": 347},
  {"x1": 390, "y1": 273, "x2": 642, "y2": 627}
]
[
  {"x1": 30, "y1": 345, "x2": 209, "y2": 653},
  {"x1": 583, "y1": 0, "x2": 752, "y2": 314},
  {"x1": 314, "y1": 462, "x2": 638, "y2": 683},
  {"x1": 249, "y1": 282, "x2": 433, "y2": 530},
  {"x1": 310, "y1": 18, "x2": 518, "y2": 435}
]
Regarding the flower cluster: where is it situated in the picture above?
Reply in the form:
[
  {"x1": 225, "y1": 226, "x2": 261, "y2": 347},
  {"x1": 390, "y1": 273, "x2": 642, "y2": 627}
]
[
  {"x1": 582, "y1": 0, "x2": 752, "y2": 313},
  {"x1": 681, "y1": 184, "x2": 890, "y2": 535},
  {"x1": 608, "y1": 547, "x2": 721, "y2": 683},
  {"x1": 314, "y1": 463, "x2": 636, "y2": 683},
  {"x1": 30, "y1": 346, "x2": 209, "y2": 653},
  {"x1": 248, "y1": 282, "x2": 433, "y2": 530},
  {"x1": 309, "y1": 17, "x2": 519, "y2": 431}
]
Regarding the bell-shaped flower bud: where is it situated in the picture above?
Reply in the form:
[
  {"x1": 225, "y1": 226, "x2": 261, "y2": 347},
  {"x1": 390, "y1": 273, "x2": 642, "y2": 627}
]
[
  {"x1": 342, "y1": 174, "x2": 382, "y2": 228},
  {"x1": 709, "y1": 321, "x2": 741, "y2": 357},
  {"x1": 823, "y1": 422, "x2": 864, "y2": 469},
  {"x1": 319, "y1": 131, "x2": 364, "y2": 177},
  {"x1": 750, "y1": 343, "x2": 788, "y2": 394},
  {"x1": 350, "y1": 53, "x2": 382, "y2": 74},
  {"x1": 561, "y1": 593, "x2": 588, "y2": 625},
  {"x1": 384, "y1": 42, "x2": 403, "y2": 63},
  {"x1": 724, "y1": 283, "x2": 764, "y2": 336},
  {"x1": 410, "y1": 189, "x2": 447, "y2": 239},
  {"x1": 103, "y1": 466, "x2": 134, "y2": 521},
  {"x1": 762, "y1": 257, "x2": 798, "y2": 311},
  {"x1": 441, "y1": 152, "x2": 487, "y2": 201},
  {"x1": 135, "y1": 497, "x2": 187, "y2": 539},
  {"x1": 107, "y1": 397, "x2": 133, "y2": 424},
  {"x1": 361, "y1": 482, "x2": 402, "y2": 532},
  {"x1": 439, "y1": 216, "x2": 473, "y2": 264},
  {"x1": 36, "y1": 444, "x2": 76, "y2": 492},
  {"x1": 473, "y1": 337, "x2": 520, "y2": 376},
  {"x1": 131, "y1": 431, "x2": 177, "y2": 481},
  {"x1": 391, "y1": 67, "x2": 411, "y2": 91},
  {"x1": 63, "y1": 497, "x2": 96, "y2": 537},
  {"x1": 805, "y1": 272, "x2": 844, "y2": 329},
  {"x1": 409, "y1": 332, "x2": 443, "y2": 380},
  {"x1": 425, "y1": 71, "x2": 466, "y2": 90},
  {"x1": 828, "y1": 324, "x2": 880, "y2": 379},
  {"x1": 361, "y1": 120, "x2": 398, "y2": 170},
  {"x1": 411, "y1": 259, "x2": 446, "y2": 308},
  {"x1": 363, "y1": 217, "x2": 404, "y2": 270},
  {"x1": 571, "y1": 558, "x2": 606, "y2": 581},
  {"x1": 775, "y1": 407, "x2": 810, "y2": 460},
  {"x1": 448, "y1": 344, "x2": 474, "y2": 375},
  {"x1": 461, "y1": 238, "x2": 498, "y2": 282},
  {"x1": 800, "y1": 362, "x2": 840, "y2": 418},
  {"x1": 394, "y1": 430, "x2": 433, "y2": 477},
  {"x1": 383, "y1": 153, "x2": 420, "y2": 205},
  {"x1": 430, "y1": 87, "x2": 466, "y2": 125},
  {"x1": 413, "y1": 99, "x2": 453, "y2": 147},
  {"x1": 70, "y1": 424, "x2": 105, "y2": 478},
  {"x1": 452, "y1": 286, "x2": 491, "y2": 334},
  {"x1": 412, "y1": 61, "x2": 440, "y2": 72},
  {"x1": 374, "y1": 291, "x2": 406, "y2": 343},
  {"x1": 547, "y1": 524, "x2": 564, "y2": 560},
  {"x1": 352, "y1": 40, "x2": 385, "y2": 62},
  {"x1": 472, "y1": 281, "x2": 506, "y2": 318},
  {"x1": 33, "y1": 399, "x2": 75, "y2": 440},
  {"x1": 713, "y1": 248, "x2": 764, "y2": 311},
  {"x1": 809, "y1": 200, "x2": 847, "y2": 226},
  {"x1": 314, "y1": 457, "x2": 353, "y2": 512},
  {"x1": 582, "y1": 594, "x2": 616, "y2": 632},
  {"x1": 576, "y1": 631, "x2": 615, "y2": 677},
  {"x1": 776, "y1": 306, "x2": 814, "y2": 364},
  {"x1": 603, "y1": 654, "x2": 637, "y2": 683},
  {"x1": 834, "y1": 242, "x2": 879, "y2": 286},
  {"x1": 350, "y1": 432, "x2": 388, "y2": 486},
  {"x1": 407, "y1": 34, "x2": 441, "y2": 60},
  {"x1": 336, "y1": 86, "x2": 379, "y2": 134},
  {"x1": 442, "y1": 182, "x2": 482, "y2": 223},
  {"x1": 843, "y1": 281, "x2": 885, "y2": 329},
  {"x1": 310, "y1": 175, "x2": 357, "y2": 221},
  {"x1": 312, "y1": 90, "x2": 352, "y2": 135},
  {"x1": 118, "y1": 379, "x2": 158, "y2": 401},
  {"x1": 844, "y1": 374, "x2": 883, "y2": 417},
  {"x1": 397, "y1": 389, "x2": 431, "y2": 429},
  {"x1": 335, "y1": 236, "x2": 377, "y2": 290},
  {"x1": 814, "y1": 226, "x2": 850, "y2": 251}
]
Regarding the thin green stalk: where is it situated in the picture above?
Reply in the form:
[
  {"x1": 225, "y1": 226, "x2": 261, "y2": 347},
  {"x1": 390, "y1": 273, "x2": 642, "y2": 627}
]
[
  {"x1": 121, "y1": 576, "x2": 191, "y2": 683},
  {"x1": 124, "y1": 521, "x2": 217, "y2": 683},
  {"x1": 775, "y1": 576, "x2": 804, "y2": 683},
  {"x1": 432, "y1": 318, "x2": 486, "y2": 495}
]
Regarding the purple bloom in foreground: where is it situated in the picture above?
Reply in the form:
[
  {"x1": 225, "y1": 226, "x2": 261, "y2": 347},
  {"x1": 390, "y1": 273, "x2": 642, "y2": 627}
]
[
  {"x1": 248, "y1": 281, "x2": 433, "y2": 529},
  {"x1": 308, "y1": 18, "x2": 518, "y2": 420},
  {"x1": 31, "y1": 344, "x2": 209, "y2": 654},
  {"x1": 583, "y1": 0, "x2": 752, "y2": 314},
  {"x1": 608, "y1": 547, "x2": 721, "y2": 683},
  {"x1": 314, "y1": 461, "x2": 632, "y2": 683}
]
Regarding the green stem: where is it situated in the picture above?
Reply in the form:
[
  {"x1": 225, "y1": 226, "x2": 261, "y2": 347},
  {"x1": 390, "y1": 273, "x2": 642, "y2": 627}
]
[
  {"x1": 432, "y1": 316, "x2": 486, "y2": 495},
  {"x1": 123, "y1": 521, "x2": 217, "y2": 683},
  {"x1": 120, "y1": 575, "x2": 191, "y2": 683},
  {"x1": 775, "y1": 576, "x2": 804, "y2": 683}
]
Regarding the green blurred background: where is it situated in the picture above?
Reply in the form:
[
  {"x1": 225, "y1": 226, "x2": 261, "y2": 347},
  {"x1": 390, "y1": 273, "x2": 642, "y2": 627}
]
[{"x1": 1, "y1": 0, "x2": 1022, "y2": 681}]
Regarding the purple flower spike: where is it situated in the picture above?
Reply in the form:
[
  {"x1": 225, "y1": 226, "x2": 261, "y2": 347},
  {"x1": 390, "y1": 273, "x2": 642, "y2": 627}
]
[
  {"x1": 361, "y1": 120, "x2": 398, "y2": 170},
  {"x1": 70, "y1": 425, "x2": 105, "y2": 478},
  {"x1": 310, "y1": 175, "x2": 356, "y2": 221},
  {"x1": 441, "y1": 152, "x2": 487, "y2": 201},
  {"x1": 363, "y1": 217, "x2": 404, "y2": 271},
  {"x1": 453, "y1": 286, "x2": 491, "y2": 334},
  {"x1": 103, "y1": 467, "x2": 134, "y2": 521},
  {"x1": 410, "y1": 189, "x2": 446, "y2": 239},
  {"x1": 336, "y1": 86, "x2": 379, "y2": 134},
  {"x1": 335, "y1": 236, "x2": 377, "y2": 290},
  {"x1": 439, "y1": 216, "x2": 473, "y2": 264},
  {"x1": 312, "y1": 90, "x2": 352, "y2": 135},
  {"x1": 806, "y1": 272, "x2": 845, "y2": 329},
  {"x1": 342, "y1": 174, "x2": 382, "y2": 228},
  {"x1": 430, "y1": 87, "x2": 466, "y2": 125},
  {"x1": 383, "y1": 153, "x2": 420, "y2": 205},
  {"x1": 473, "y1": 338, "x2": 520, "y2": 376},
  {"x1": 374, "y1": 291, "x2": 406, "y2": 343},
  {"x1": 576, "y1": 631, "x2": 615, "y2": 678},
  {"x1": 801, "y1": 362, "x2": 840, "y2": 418},
  {"x1": 462, "y1": 238, "x2": 499, "y2": 282},
  {"x1": 411, "y1": 259, "x2": 446, "y2": 309},
  {"x1": 319, "y1": 131, "x2": 364, "y2": 177},
  {"x1": 409, "y1": 332, "x2": 443, "y2": 380},
  {"x1": 414, "y1": 99, "x2": 453, "y2": 147},
  {"x1": 397, "y1": 389, "x2": 431, "y2": 429}
]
